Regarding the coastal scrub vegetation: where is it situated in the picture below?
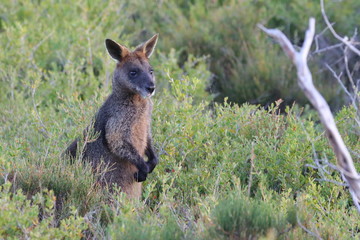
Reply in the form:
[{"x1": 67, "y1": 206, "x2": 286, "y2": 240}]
[{"x1": 0, "y1": 0, "x2": 359, "y2": 239}]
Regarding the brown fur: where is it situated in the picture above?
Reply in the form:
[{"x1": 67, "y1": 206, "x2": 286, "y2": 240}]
[
  {"x1": 65, "y1": 35, "x2": 159, "y2": 198},
  {"x1": 131, "y1": 97, "x2": 151, "y2": 156}
]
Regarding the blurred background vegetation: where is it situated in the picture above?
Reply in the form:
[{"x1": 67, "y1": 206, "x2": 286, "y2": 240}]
[
  {"x1": 0, "y1": 0, "x2": 359, "y2": 239},
  {"x1": 116, "y1": 0, "x2": 360, "y2": 109}
]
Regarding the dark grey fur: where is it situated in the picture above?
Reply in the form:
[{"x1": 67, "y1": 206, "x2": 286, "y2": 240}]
[{"x1": 65, "y1": 35, "x2": 159, "y2": 198}]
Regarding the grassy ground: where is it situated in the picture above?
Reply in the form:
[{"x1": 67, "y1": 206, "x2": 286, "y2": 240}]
[{"x1": 0, "y1": 0, "x2": 359, "y2": 239}]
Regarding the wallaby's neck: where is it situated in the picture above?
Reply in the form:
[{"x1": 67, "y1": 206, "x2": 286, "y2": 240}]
[
  {"x1": 111, "y1": 88, "x2": 148, "y2": 106},
  {"x1": 112, "y1": 86, "x2": 132, "y2": 99}
]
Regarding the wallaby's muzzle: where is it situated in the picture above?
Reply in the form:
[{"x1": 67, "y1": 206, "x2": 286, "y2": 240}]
[
  {"x1": 137, "y1": 83, "x2": 156, "y2": 99},
  {"x1": 146, "y1": 85, "x2": 155, "y2": 94},
  {"x1": 146, "y1": 84, "x2": 156, "y2": 97}
]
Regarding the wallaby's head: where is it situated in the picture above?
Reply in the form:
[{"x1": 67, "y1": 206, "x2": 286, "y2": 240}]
[{"x1": 105, "y1": 34, "x2": 158, "y2": 98}]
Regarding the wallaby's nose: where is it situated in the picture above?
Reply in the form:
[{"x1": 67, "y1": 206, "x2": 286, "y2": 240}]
[{"x1": 146, "y1": 86, "x2": 155, "y2": 94}]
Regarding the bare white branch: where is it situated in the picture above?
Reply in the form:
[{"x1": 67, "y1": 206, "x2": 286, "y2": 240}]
[
  {"x1": 257, "y1": 24, "x2": 296, "y2": 62},
  {"x1": 301, "y1": 18, "x2": 316, "y2": 60},
  {"x1": 258, "y1": 18, "x2": 360, "y2": 213}
]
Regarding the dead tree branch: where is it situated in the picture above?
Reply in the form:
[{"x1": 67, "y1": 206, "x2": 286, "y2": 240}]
[{"x1": 258, "y1": 18, "x2": 360, "y2": 213}]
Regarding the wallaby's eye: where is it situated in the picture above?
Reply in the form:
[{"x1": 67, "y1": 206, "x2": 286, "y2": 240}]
[
  {"x1": 149, "y1": 69, "x2": 154, "y2": 75},
  {"x1": 129, "y1": 70, "x2": 138, "y2": 77}
]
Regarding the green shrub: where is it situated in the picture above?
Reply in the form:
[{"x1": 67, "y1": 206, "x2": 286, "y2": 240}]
[
  {"x1": 108, "y1": 215, "x2": 184, "y2": 240},
  {"x1": 211, "y1": 193, "x2": 289, "y2": 239},
  {"x1": 107, "y1": 193, "x2": 185, "y2": 240},
  {"x1": 0, "y1": 182, "x2": 86, "y2": 239},
  {"x1": 148, "y1": 78, "x2": 325, "y2": 202}
]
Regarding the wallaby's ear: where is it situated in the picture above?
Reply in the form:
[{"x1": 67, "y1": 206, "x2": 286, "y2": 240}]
[
  {"x1": 135, "y1": 34, "x2": 159, "y2": 58},
  {"x1": 105, "y1": 39, "x2": 129, "y2": 62}
]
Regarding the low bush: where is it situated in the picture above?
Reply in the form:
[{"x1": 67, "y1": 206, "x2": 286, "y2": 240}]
[
  {"x1": 211, "y1": 193, "x2": 290, "y2": 239},
  {"x1": 0, "y1": 182, "x2": 85, "y2": 239}
]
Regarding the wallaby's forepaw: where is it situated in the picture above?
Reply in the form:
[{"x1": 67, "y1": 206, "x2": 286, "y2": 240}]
[
  {"x1": 134, "y1": 170, "x2": 148, "y2": 182},
  {"x1": 134, "y1": 163, "x2": 149, "y2": 182},
  {"x1": 147, "y1": 158, "x2": 158, "y2": 173}
]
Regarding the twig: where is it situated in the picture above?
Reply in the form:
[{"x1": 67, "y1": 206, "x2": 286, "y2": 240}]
[
  {"x1": 31, "y1": 31, "x2": 54, "y2": 55},
  {"x1": 325, "y1": 64, "x2": 348, "y2": 99},
  {"x1": 343, "y1": 41, "x2": 360, "y2": 112},
  {"x1": 313, "y1": 22, "x2": 344, "y2": 55},
  {"x1": 315, "y1": 178, "x2": 348, "y2": 187},
  {"x1": 86, "y1": 30, "x2": 93, "y2": 66},
  {"x1": 29, "y1": 31, "x2": 54, "y2": 70},
  {"x1": 247, "y1": 143, "x2": 255, "y2": 197},
  {"x1": 320, "y1": 0, "x2": 360, "y2": 57},
  {"x1": 31, "y1": 86, "x2": 50, "y2": 138},
  {"x1": 297, "y1": 215, "x2": 323, "y2": 240},
  {"x1": 325, "y1": 64, "x2": 360, "y2": 126},
  {"x1": 313, "y1": 42, "x2": 343, "y2": 55},
  {"x1": 258, "y1": 18, "x2": 360, "y2": 213}
]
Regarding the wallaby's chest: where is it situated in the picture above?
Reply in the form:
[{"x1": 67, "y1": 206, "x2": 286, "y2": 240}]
[
  {"x1": 130, "y1": 105, "x2": 150, "y2": 156},
  {"x1": 104, "y1": 96, "x2": 152, "y2": 158}
]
